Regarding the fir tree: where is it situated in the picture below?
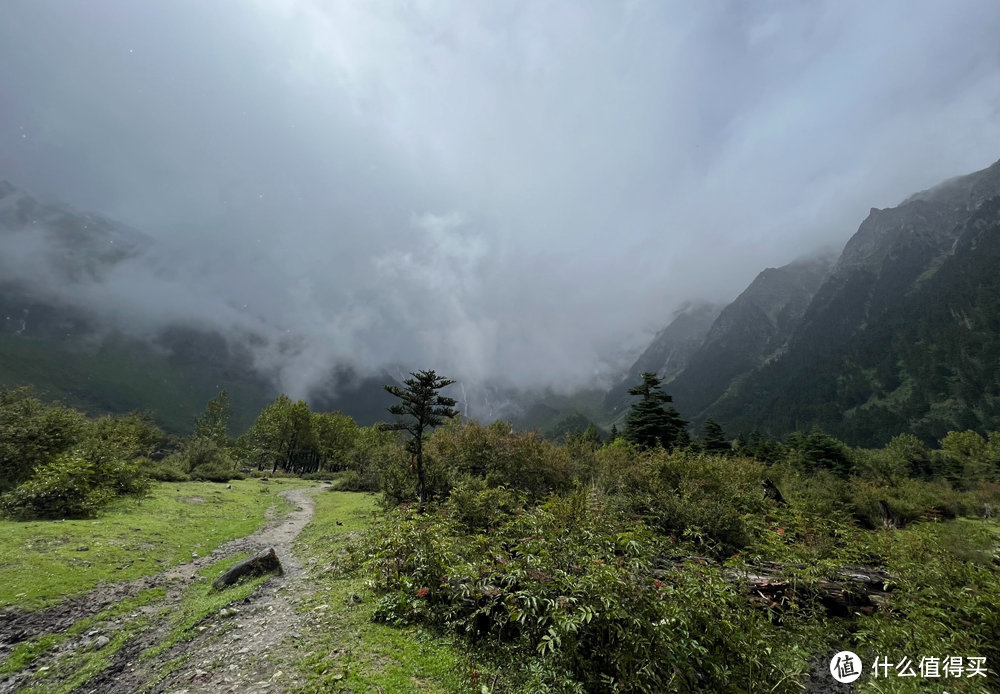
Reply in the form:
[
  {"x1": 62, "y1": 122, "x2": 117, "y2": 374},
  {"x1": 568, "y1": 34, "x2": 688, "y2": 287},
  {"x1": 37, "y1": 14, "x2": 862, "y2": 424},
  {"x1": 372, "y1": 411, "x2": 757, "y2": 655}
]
[
  {"x1": 384, "y1": 370, "x2": 458, "y2": 507},
  {"x1": 624, "y1": 372, "x2": 686, "y2": 450},
  {"x1": 701, "y1": 418, "x2": 730, "y2": 455}
]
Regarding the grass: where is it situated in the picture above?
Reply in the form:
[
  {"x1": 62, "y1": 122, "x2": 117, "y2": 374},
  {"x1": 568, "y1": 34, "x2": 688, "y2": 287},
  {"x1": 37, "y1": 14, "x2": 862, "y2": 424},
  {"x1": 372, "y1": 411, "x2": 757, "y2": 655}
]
[
  {"x1": 0, "y1": 478, "x2": 311, "y2": 609},
  {"x1": 293, "y1": 491, "x2": 484, "y2": 693}
]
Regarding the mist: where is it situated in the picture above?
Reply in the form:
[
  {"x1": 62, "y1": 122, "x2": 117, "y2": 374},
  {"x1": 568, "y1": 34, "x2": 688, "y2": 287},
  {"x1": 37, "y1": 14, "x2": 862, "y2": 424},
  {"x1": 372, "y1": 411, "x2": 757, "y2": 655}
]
[{"x1": 1, "y1": 0, "x2": 998, "y2": 399}]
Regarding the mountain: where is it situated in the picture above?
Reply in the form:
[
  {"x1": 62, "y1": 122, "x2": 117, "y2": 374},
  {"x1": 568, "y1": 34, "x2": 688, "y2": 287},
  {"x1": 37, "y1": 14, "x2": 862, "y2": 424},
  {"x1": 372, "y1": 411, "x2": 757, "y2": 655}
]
[
  {"x1": 627, "y1": 159, "x2": 1000, "y2": 446},
  {"x1": 603, "y1": 301, "x2": 722, "y2": 418},
  {"x1": 665, "y1": 254, "x2": 834, "y2": 421},
  {"x1": 0, "y1": 182, "x2": 286, "y2": 432}
]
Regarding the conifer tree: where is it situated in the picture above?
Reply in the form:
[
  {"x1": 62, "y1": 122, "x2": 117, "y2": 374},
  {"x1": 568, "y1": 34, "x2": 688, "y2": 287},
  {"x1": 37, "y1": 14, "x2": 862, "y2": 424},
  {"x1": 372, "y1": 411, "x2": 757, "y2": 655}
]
[
  {"x1": 624, "y1": 372, "x2": 686, "y2": 450},
  {"x1": 384, "y1": 370, "x2": 458, "y2": 507},
  {"x1": 701, "y1": 418, "x2": 730, "y2": 455}
]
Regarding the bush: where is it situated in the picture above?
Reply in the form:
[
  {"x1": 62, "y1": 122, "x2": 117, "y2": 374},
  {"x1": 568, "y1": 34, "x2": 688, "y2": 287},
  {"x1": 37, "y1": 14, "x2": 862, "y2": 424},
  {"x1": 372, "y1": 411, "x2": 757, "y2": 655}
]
[
  {"x1": 143, "y1": 456, "x2": 190, "y2": 482},
  {"x1": 0, "y1": 453, "x2": 111, "y2": 519},
  {"x1": 445, "y1": 477, "x2": 524, "y2": 531},
  {"x1": 597, "y1": 448, "x2": 767, "y2": 556},
  {"x1": 189, "y1": 464, "x2": 244, "y2": 483},
  {"x1": 332, "y1": 469, "x2": 380, "y2": 492},
  {"x1": 0, "y1": 388, "x2": 88, "y2": 492},
  {"x1": 362, "y1": 489, "x2": 821, "y2": 693}
]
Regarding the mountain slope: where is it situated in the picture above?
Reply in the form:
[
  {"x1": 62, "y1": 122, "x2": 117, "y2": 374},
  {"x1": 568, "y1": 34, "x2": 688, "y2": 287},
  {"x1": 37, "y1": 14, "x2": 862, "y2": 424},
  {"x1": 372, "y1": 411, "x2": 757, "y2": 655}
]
[
  {"x1": 604, "y1": 301, "x2": 722, "y2": 418},
  {"x1": 671, "y1": 254, "x2": 833, "y2": 420},
  {"x1": 704, "y1": 159, "x2": 1000, "y2": 444}
]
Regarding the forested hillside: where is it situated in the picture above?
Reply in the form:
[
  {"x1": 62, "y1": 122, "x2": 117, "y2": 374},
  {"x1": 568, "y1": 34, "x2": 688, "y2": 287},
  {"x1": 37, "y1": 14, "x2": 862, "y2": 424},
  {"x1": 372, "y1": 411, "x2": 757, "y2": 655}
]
[{"x1": 622, "y1": 159, "x2": 1000, "y2": 446}]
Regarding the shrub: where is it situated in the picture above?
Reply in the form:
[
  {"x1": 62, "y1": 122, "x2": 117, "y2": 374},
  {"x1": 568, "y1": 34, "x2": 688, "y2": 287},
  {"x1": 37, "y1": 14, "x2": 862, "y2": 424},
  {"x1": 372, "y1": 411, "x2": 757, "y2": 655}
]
[
  {"x1": 597, "y1": 448, "x2": 767, "y2": 555},
  {"x1": 0, "y1": 388, "x2": 88, "y2": 491},
  {"x1": 425, "y1": 420, "x2": 587, "y2": 499},
  {"x1": 0, "y1": 453, "x2": 110, "y2": 519},
  {"x1": 362, "y1": 489, "x2": 821, "y2": 693},
  {"x1": 332, "y1": 469, "x2": 379, "y2": 492},
  {"x1": 143, "y1": 456, "x2": 190, "y2": 482},
  {"x1": 445, "y1": 477, "x2": 524, "y2": 531},
  {"x1": 189, "y1": 464, "x2": 244, "y2": 483}
]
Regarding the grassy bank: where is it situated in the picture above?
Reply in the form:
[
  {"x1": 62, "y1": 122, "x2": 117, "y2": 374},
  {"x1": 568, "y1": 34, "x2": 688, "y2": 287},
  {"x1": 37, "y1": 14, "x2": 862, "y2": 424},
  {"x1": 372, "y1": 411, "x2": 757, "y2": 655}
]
[{"x1": 0, "y1": 478, "x2": 310, "y2": 609}]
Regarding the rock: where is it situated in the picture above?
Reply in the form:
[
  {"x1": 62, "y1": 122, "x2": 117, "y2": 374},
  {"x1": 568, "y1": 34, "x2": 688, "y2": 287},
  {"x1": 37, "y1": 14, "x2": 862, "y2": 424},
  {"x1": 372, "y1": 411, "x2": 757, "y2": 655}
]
[
  {"x1": 95, "y1": 635, "x2": 110, "y2": 648},
  {"x1": 212, "y1": 548, "x2": 283, "y2": 590}
]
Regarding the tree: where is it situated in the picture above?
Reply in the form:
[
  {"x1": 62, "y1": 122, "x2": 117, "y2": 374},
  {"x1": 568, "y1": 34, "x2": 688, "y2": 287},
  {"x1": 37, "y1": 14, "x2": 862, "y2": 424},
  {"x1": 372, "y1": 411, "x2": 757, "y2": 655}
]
[
  {"x1": 384, "y1": 370, "x2": 458, "y2": 507},
  {"x1": 701, "y1": 418, "x2": 730, "y2": 455},
  {"x1": 244, "y1": 395, "x2": 316, "y2": 473},
  {"x1": 624, "y1": 372, "x2": 686, "y2": 450},
  {"x1": 194, "y1": 390, "x2": 232, "y2": 447}
]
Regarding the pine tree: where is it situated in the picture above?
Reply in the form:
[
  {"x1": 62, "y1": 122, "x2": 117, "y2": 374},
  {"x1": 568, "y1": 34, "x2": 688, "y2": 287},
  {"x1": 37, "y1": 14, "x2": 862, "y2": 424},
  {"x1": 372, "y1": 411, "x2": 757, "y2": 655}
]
[
  {"x1": 384, "y1": 370, "x2": 458, "y2": 507},
  {"x1": 624, "y1": 372, "x2": 687, "y2": 450},
  {"x1": 609, "y1": 424, "x2": 619, "y2": 442},
  {"x1": 701, "y1": 418, "x2": 730, "y2": 455}
]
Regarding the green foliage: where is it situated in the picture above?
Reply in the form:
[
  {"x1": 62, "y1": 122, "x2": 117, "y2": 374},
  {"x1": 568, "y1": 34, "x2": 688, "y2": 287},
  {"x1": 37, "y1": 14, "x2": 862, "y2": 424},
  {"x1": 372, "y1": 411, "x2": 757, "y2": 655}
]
[
  {"x1": 424, "y1": 420, "x2": 587, "y2": 501},
  {"x1": 240, "y1": 395, "x2": 358, "y2": 475},
  {"x1": 786, "y1": 429, "x2": 853, "y2": 478},
  {"x1": 343, "y1": 425, "x2": 403, "y2": 494},
  {"x1": 624, "y1": 372, "x2": 686, "y2": 450},
  {"x1": 362, "y1": 489, "x2": 823, "y2": 693},
  {"x1": 142, "y1": 456, "x2": 190, "y2": 482},
  {"x1": 699, "y1": 418, "x2": 730, "y2": 455},
  {"x1": 598, "y1": 447, "x2": 767, "y2": 555},
  {"x1": 165, "y1": 436, "x2": 236, "y2": 483},
  {"x1": 0, "y1": 397, "x2": 160, "y2": 519},
  {"x1": 193, "y1": 389, "x2": 232, "y2": 445},
  {"x1": 0, "y1": 387, "x2": 88, "y2": 491},
  {"x1": 0, "y1": 452, "x2": 111, "y2": 519},
  {"x1": 445, "y1": 477, "x2": 524, "y2": 531},
  {"x1": 939, "y1": 429, "x2": 999, "y2": 484}
]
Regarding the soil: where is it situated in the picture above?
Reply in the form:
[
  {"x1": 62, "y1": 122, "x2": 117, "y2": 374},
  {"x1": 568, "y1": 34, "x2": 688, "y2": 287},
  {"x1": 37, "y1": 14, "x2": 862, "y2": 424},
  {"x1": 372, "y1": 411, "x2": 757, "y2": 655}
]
[{"x1": 0, "y1": 484, "x2": 327, "y2": 694}]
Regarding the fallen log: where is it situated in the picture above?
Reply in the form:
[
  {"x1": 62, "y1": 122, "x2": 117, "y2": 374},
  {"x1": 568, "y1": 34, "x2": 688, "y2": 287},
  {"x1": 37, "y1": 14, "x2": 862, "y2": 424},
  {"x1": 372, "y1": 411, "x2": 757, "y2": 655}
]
[
  {"x1": 213, "y1": 548, "x2": 283, "y2": 590},
  {"x1": 657, "y1": 557, "x2": 895, "y2": 617}
]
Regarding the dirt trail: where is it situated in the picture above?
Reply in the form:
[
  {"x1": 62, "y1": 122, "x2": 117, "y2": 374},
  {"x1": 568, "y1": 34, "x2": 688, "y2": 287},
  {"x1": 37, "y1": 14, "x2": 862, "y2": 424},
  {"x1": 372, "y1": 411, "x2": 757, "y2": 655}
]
[{"x1": 0, "y1": 484, "x2": 327, "y2": 694}]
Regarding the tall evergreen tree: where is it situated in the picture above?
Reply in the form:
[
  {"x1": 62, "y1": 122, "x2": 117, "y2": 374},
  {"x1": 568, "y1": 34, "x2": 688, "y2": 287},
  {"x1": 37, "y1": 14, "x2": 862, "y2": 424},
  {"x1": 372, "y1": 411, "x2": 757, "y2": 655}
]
[
  {"x1": 701, "y1": 418, "x2": 730, "y2": 455},
  {"x1": 624, "y1": 372, "x2": 686, "y2": 450},
  {"x1": 384, "y1": 370, "x2": 458, "y2": 507}
]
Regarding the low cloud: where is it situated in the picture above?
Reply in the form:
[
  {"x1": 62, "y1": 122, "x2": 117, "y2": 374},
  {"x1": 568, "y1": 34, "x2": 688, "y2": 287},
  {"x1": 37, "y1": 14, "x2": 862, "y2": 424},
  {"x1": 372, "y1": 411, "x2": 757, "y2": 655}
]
[{"x1": 1, "y1": 0, "x2": 997, "y2": 398}]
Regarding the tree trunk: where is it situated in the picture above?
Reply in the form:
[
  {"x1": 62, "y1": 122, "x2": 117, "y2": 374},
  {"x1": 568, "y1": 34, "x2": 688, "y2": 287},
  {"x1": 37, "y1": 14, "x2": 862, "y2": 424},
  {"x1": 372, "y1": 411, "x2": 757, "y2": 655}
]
[
  {"x1": 212, "y1": 548, "x2": 283, "y2": 590},
  {"x1": 657, "y1": 557, "x2": 894, "y2": 617},
  {"x1": 415, "y1": 429, "x2": 426, "y2": 509}
]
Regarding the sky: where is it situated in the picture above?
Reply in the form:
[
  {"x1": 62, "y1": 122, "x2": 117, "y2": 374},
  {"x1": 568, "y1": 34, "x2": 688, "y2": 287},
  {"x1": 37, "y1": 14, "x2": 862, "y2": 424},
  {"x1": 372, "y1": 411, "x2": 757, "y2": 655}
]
[{"x1": 1, "y1": 0, "x2": 998, "y2": 397}]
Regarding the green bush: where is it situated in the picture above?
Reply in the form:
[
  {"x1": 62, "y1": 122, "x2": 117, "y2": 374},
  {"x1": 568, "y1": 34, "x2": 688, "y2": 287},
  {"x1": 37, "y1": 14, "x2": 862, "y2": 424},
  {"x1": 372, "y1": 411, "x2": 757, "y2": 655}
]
[
  {"x1": 426, "y1": 420, "x2": 586, "y2": 499},
  {"x1": 445, "y1": 477, "x2": 524, "y2": 531},
  {"x1": 361, "y1": 489, "x2": 822, "y2": 693},
  {"x1": 0, "y1": 388, "x2": 88, "y2": 492},
  {"x1": 331, "y1": 469, "x2": 379, "y2": 492},
  {"x1": 0, "y1": 453, "x2": 111, "y2": 519},
  {"x1": 142, "y1": 456, "x2": 190, "y2": 482},
  {"x1": 596, "y1": 447, "x2": 767, "y2": 556}
]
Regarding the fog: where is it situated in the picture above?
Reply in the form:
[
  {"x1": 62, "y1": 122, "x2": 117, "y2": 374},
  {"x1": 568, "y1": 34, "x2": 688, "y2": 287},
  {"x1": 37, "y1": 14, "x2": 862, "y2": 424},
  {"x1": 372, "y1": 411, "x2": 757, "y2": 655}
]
[{"x1": 1, "y1": 0, "x2": 998, "y2": 397}]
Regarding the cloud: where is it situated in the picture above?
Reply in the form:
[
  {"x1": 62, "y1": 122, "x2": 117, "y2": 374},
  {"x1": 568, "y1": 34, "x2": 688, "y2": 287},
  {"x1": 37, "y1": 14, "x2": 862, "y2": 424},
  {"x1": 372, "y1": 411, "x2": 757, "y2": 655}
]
[{"x1": 1, "y1": 0, "x2": 997, "y2": 397}]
